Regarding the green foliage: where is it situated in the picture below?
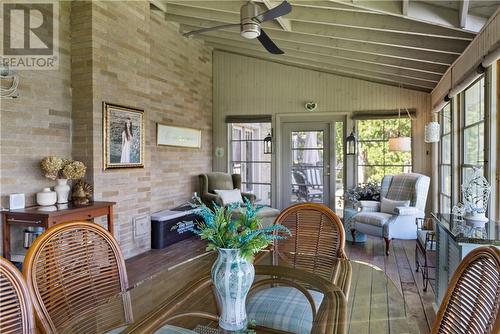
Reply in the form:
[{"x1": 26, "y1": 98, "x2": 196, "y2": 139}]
[
  {"x1": 183, "y1": 198, "x2": 291, "y2": 261},
  {"x1": 357, "y1": 118, "x2": 412, "y2": 183}
]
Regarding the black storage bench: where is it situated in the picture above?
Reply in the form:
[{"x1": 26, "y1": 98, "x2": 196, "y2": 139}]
[{"x1": 151, "y1": 208, "x2": 199, "y2": 249}]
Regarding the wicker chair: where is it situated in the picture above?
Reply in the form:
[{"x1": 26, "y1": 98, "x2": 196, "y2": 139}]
[
  {"x1": 22, "y1": 221, "x2": 132, "y2": 334},
  {"x1": 0, "y1": 257, "x2": 35, "y2": 334},
  {"x1": 272, "y1": 203, "x2": 348, "y2": 289},
  {"x1": 431, "y1": 246, "x2": 500, "y2": 334}
]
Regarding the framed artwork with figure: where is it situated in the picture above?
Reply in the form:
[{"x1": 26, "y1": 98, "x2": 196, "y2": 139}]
[{"x1": 103, "y1": 102, "x2": 144, "y2": 169}]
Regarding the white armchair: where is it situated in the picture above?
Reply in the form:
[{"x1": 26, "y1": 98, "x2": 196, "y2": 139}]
[{"x1": 350, "y1": 173, "x2": 430, "y2": 255}]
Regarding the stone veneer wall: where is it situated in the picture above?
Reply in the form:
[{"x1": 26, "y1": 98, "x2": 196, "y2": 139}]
[
  {"x1": 0, "y1": 1, "x2": 72, "y2": 208},
  {"x1": 0, "y1": 1, "x2": 213, "y2": 259}
]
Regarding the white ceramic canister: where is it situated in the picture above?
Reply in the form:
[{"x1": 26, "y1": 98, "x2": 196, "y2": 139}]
[{"x1": 36, "y1": 188, "x2": 57, "y2": 206}]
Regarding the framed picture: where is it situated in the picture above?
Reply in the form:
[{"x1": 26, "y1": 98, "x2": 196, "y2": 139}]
[
  {"x1": 103, "y1": 102, "x2": 144, "y2": 169},
  {"x1": 156, "y1": 123, "x2": 201, "y2": 148}
]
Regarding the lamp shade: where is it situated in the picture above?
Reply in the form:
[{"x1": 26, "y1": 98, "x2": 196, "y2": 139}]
[
  {"x1": 424, "y1": 122, "x2": 440, "y2": 143},
  {"x1": 388, "y1": 136, "x2": 411, "y2": 152}
]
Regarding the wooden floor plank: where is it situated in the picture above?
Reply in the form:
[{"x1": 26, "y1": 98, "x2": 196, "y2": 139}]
[
  {"x1": 126, "y1": 235, "x2": 435, "y2": 334},
  {"x1": 393, "y1": 240, "x2": 430, "y2": 334},
  {"x1": 402, "y1": 239, "x2": 437, "y2": 330}
]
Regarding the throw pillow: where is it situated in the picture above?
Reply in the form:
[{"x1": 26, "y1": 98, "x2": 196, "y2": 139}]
[
  {"x1": 214, "y1": 189, "x2": 243, "y2": 206},
  {"x1": 380, "y1": 198, "x2": 410, "y2": 214}
]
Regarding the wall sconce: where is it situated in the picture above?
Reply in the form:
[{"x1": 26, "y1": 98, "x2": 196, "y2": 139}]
[
  {"x1": 346, "y1": 127, "x2": 356, "y2": 155},
  {"x1": 264, "y1": 132, "x2": 272, "y2": 154}
]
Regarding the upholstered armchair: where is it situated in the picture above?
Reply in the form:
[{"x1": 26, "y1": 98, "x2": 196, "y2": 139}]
[
  {"x1": 199, "y1": 172, "x2": 256, "y2": 207},
  {"x1": 350, "y1": 173, "x2": 430, "y2": 256}
]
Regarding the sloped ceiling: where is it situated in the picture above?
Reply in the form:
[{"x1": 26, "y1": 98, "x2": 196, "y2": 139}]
[{"x1": 151, "y1": 0, "x2": 500, "y2": 92}]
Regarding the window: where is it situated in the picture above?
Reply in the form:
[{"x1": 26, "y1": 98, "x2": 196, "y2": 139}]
[
  {"x1": 439, "y1": 104, "x2": 452, "y2": 214},
  {"x1": 335, "y1": 122, "x2": 344, "y2": 214},
  {"x1": 461, "y1": 77, "x2": 486, "y2": 185},
  {"x1": 229, "y1": 122, "x2": 272, "y2": 205},
  {"x1": 357, "y1": 118, "x2": 412, "y2": 184}
]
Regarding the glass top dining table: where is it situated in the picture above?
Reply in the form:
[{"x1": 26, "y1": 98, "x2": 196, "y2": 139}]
[{"x1": 60, "y1": 251, "x2": 419, "y2": 334}]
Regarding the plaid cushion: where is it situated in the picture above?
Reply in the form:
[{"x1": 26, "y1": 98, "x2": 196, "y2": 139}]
[
  {"x1": 386, "y1": 174, "x2": 418, "y2": 202},
  {"x1": 385, "y1": 173, "x2": 430, "y2": 212},
  {"x1": 247, "y1": 287, "x2": 323, "y2": 334},
  {"x1": 154, "y1": 325, "x2": 198, "y2": 334},
  {"x1": 354, "y1": 212, "x2": 393, "y2": 227}
]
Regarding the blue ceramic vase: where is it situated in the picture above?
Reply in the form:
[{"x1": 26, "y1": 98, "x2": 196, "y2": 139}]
[{"x1": 211, "y1": 248, "x2": 255, "y2": 331}]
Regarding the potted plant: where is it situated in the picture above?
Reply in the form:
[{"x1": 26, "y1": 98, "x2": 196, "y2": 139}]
[
  {"x1": 345, "y1": 181, "x2": 381, "y2": 206},
  {"x1": 183, "y1": 198, "x2": 290, "y2": 331},
  {"x1": 40, "y1": 156, "x2": 87, "y2": 204}
]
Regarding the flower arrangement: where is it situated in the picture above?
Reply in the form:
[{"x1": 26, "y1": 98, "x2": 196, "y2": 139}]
[
  {"x1": 345, "y1": 182, "x2": 381, "y2": 204},
  {"x1": 186, "y1": 198, "x2": 291, "y2": 261},
  {"x1": 62, "y1": 161, "x2": 86, "y2": 180},
  {"x1": 40, "y1": 156, "x2": 86, "y2": 180}
]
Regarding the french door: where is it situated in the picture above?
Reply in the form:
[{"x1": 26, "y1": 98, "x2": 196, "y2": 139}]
[
  {"x1": 280, "y1": 121, "x2": 344, "y2": 215},
  {"x1": 282, "y1": 122, "x2": 330, "y2": 208}
]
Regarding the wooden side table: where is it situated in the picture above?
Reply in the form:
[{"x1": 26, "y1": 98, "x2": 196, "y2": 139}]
[{"x1": 2, "y1": 201, "x2": 115, "y2": 261}]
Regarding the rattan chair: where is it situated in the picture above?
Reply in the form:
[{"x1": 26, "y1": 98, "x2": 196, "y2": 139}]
[
  {"x1": 0, "y1": 257, "x2": 35, "y2": 334},
  {"x1": 22, "y1": 221, "x2": 132, "y2": 334},
  {"x1": 431, "y1": 246, "x2": 500, "y2": 334},
  {"x1": 273, "y1": 203, "x2": 347, "y2": 280}
]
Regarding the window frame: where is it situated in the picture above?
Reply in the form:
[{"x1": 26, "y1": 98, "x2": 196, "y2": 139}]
[
  {"x1": 229, "y1": 122, "x2": 272, "y2": 205},
  {"x1": 438, "y1": 103, "x2": 453, "y2": 214},
  {"x1": 356, "y1": 118, "x2": 413, "y2": 184},
  {"x1": 459, "y1": 76, "x2": 488, "y2": 194}
]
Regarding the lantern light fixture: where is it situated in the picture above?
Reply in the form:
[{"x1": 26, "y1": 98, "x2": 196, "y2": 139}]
[
  {"x1": 264, "y1": 132, "x2": 272, "y2": 154},
  {"x1": 346, "y1": 127, "x2": 356, "y2": 155}
]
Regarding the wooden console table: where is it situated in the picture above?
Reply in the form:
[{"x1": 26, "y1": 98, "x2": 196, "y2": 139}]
[{"x1": 2, "y1": 201, "x2": 115, "y2": 261}]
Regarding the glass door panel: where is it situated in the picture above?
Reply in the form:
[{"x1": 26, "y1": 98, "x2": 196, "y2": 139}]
[
  {"x1": 282, "y1": 123, "x2": 330, "y2": 209},
  {"x1": 291, "y1": 130, "x2": 325, "y2": 204}
]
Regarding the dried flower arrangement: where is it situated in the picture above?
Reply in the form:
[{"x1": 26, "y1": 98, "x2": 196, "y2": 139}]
[{"x1": 40, "y1": 156, "x2": 86, "y2": 180}]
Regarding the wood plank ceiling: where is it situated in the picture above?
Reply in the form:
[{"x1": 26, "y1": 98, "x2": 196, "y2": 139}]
[{"x1": 152, "y1": 0, "x2": 500, "y2": 92}]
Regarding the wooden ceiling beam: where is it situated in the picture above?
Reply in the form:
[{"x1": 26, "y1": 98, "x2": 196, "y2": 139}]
[
  {"x1": 289, "y1": 2, "x2": 474, "y2": 39},
  {"x1": 169, "y1": 14, "x2": 459, "y2": 65},
  {"x1": 291, "y1": 21, "x2": 468, "y2": 54},
  {"x1": 459, "y1": 0, "x2": 470, "y2": 28},
  {"x1": 209, "y1": 45, "x2": 435, "y2": 91},
  {"x1": 181, "y1": 25, "x2": 448, "y2": 74},
  {"x1": 164, "y1": 0, "x2": 475, "y2": 39},
  {"x1": 259, "y1": 0, "x2": 292, "y2": 31},
  {"x1": 323, "y1": 0, "x2": 482, "y2": 31},
  {"x1": 164, "y1": 2, "x2": 469, "y2": 54},
  {"x1": 203, "y1": 38, "x2": 440, "y2": 83},
  {"x1": 402, "y1": 0, "x2": 409, "y2": 16}
]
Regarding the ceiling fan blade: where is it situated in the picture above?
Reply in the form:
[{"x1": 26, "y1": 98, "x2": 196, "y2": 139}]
[
  {"x1": 183, "y1": 23, "x2": 240, "y2": 37},
  {"x1": 253, "y1": 0, "x2": 292, "y2": 23},
  {"x1": 257, "y1": 29, "x2": 284, "y2": 54}
]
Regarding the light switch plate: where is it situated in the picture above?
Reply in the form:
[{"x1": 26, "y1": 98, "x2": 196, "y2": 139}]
[{"x1": 133, "y1": 214, "x2": 150, "y2": 239}]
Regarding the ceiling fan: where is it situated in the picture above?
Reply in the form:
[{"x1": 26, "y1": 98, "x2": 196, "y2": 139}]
[{"x1": 183, "y1": 1, "x2": 292, "y2": 55}]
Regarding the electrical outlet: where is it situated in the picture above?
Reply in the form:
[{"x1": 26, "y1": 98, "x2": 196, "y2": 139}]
[{"x1": 133, "y1": 215, "x2": 150, "y2": 239}]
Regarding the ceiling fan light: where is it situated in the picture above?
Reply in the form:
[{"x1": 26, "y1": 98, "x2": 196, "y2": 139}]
[{"x1": 240, "y1": 29, "x2": 260, "y2": 39}]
